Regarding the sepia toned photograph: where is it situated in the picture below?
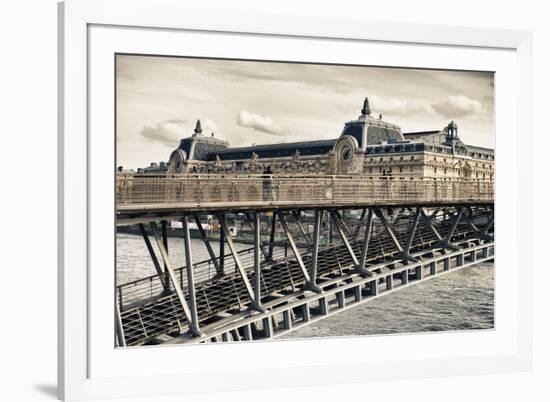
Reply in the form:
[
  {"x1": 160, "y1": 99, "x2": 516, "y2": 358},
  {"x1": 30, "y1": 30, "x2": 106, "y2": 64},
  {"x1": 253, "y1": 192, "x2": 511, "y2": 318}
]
[{"x1": 115, "y1": 55, "x2": 495, "y2": 348}]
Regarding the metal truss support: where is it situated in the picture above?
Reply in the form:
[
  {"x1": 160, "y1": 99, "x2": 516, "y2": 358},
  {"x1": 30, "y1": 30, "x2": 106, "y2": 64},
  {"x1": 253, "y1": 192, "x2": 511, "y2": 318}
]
[
  {"x1": 374, "y1": 208, "x2": 417, "y2": 263},
  {"x1": 292, "y1": 211, "x2": 312, "y2": 248},
  {"x1": 193, "y1": 214, "x2": 222, "y2": 277},
  {"x1": 309, "y1": 209, "x2": 323, "y2": 287},
  {"x1": 149, "y1": 222, "x2": 198, "y2": 336},
  {"x1": 331, "y1": 210, "x2": 360, "y2": 266},
  {"x1": 357, "y1": 209, "x2": 375, "y2": 277},
  {"x1": 483, "y1": 211, "x2": 494, "y2": 233},
  {"x1": 268, "y1": 212, "x2": 277, "y2": 260},
  {"x1": 219, "y1": 213, "x2": 225, "y2": 274},
  {"x1": 278, "y1": 212, "x2": 321, "y2": 293},
  {"x1": 328, "y1": 216, "x2": 334, "y2": 244},
  {"x1": 161, "y1": 221, "x2": 172, "y2": 289},
  {"x1": 438, "y1": 207, "x2": 463, "y2": 251},
  {"x1": 219, "y1": 215, "x2": 263, "y2": 311},
  {"x1": 138, "y1": 223, "x2": 168, "y2": 290},
  {"x1": 465, "y1": 207, "x2": 480, "y2": 232},
  {"x1": 115, "y1": 300, "x2": 126, "y2": 347},
  {"x1": 464, "y1": 207, "x2": 493, "y2": 241},
  {"x1": 182, "y1": 217, "x2": 201, "y2": 336},
  {"x1": 253, "y1": 212, "x2": 262, "y2": 308},
  {"x1": 402, "y1": 208, "x2": 421, "y2": 260},
  {"x1": 420, "y1": 208, "x2": 443, "y2": 241},
  {"x1": 243, "y1": 212, "x2": 269, "y2": 259},
  {"x1": 353, "y1": 208, "x2": 367, "y2": 238}
]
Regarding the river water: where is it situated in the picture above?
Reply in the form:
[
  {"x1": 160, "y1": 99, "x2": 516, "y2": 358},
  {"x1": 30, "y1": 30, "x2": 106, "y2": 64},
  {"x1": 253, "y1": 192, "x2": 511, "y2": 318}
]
[{"x1": 117, "y1": 233, "x2": 494, "y2": 338}]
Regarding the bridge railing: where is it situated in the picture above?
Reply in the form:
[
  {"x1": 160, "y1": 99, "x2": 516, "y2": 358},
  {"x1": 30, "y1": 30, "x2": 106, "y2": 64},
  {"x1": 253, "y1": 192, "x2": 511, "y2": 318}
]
[{"x1": 116, "y1": 174, "x2": 494, "y2": 207}]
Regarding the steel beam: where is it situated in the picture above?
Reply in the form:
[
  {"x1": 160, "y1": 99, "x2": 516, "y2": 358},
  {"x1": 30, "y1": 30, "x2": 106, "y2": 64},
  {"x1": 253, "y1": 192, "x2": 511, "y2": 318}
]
[
  {"x1": 268, "y1": 212, "x2": 277, "y2": 260},
  {"x1": 161, "y1": 220, "x2": 169, "y2": 269},
  {"x1": 182, "y1": 217, "x2": 201, "y2": 335},
  {"x1": 331, "y1": 210, "x2": 359, "y2": 266},
  {"x1": 138, "y1": 223, "x2": 168, "y2": 290},
  {"x1": 309, "y1": 209, "x2": 323, "y2": 286},
  {"x1": 375, "y1": 208, "x2": 417, "y2": 263},
  {"x1": 353, "y1": 208, "x2": 367, "y2": 237},
  {"x1": 253, "y1": 212, "x2": 262, "y2": 308},
  {"x1": 465, "y1": 207, "x2": 480, "y2": 232},
  {"x1": 149, "y1": 222, "x2": 197, "y2": 335},
  {"x1": 292, "y1": 211, "x2": 312, "y2": 248},
  {"x1": 482, "y1": 211, "x2": 494, "y2": 235},
  {"x1": 337, "y1": 210, "x2": 354, "y2": 237},
  {"x1": 404, "y1": 208, "x2": 421, "y2": 255},
  {"x1": 445, "y1": 208, "x2": 464, "y2": 242},
  {"x1": 420, "y1": 208, "x2": 443, "y2": 240},
  {"x1": 243, "y1": 212, "x2": 270, "y2": 259},
  {"x1": 219, "y1": 213, "x2": 225, "y2": 273},
  {"x1": 374, "y1": 209, "x2": 404, "y2": 254},
  {"x1": 465, "y1": 207, "x2": 493, "y2": 241},
  {"x1": 438, "y1": 207, "x2": 463, "y2": 250},
  {"x1": 219, "y1": 215, "x2": 262, "y2": 311},
  {"x1": 193, "y1": 214, "x2": 222, "y2": 277},
  {"x1": 357, "y1": 209, "x2": 374, "y2": 276},
  {"x1": 115, "y1": 300, "x2": 126, "y2": 347},
  {"x1": 277, "y1": 212, "x2": 318, "y2": 291}
]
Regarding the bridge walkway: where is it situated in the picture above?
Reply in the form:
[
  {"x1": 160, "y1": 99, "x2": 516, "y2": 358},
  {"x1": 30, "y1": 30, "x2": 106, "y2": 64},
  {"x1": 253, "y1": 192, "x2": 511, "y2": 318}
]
[{"x1": 117, "y1": 207, "x2": 491, "y2": 346}]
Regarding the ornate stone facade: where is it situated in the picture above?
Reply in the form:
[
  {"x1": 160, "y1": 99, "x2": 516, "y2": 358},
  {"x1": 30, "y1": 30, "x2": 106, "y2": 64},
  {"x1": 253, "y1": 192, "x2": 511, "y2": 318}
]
[{"x1": 156, "y1": 98, "x2": 493, "y2": 180}]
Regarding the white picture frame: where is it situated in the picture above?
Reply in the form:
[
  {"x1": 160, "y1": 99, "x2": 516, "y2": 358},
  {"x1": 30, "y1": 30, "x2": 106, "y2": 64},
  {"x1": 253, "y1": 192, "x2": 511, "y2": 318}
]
[{"x1": 58, "y1": 0, "x2": 533, "y2": 400}]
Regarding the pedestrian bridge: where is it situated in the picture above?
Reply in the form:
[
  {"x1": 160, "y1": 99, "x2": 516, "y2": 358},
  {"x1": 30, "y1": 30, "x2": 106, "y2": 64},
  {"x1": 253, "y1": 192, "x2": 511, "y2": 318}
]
[
  {"x1": 116, "y1": 174, "x2": 493, "y2": 225},
  {"x1": 115, "y1": 174, "x2": 494, "y2": 347}
]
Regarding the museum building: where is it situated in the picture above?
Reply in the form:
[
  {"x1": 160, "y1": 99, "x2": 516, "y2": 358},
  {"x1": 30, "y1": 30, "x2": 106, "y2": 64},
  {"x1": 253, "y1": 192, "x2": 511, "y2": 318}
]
[{"x1": 152, "y1": 97, "x2": 494, "y2": 180}]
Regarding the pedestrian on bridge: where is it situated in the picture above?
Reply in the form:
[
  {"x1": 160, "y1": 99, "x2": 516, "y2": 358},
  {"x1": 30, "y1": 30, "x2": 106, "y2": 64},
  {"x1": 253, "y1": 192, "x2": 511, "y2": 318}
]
[{"x1": 262, "y1": 166, "x2": 274, "y2": 201}]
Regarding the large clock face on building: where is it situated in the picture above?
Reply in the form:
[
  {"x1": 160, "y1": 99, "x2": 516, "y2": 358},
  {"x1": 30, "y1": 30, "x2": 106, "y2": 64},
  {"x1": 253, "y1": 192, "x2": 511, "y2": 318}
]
[{"x1": 341, "y1": 145, "x2": 352, "y2": 162}]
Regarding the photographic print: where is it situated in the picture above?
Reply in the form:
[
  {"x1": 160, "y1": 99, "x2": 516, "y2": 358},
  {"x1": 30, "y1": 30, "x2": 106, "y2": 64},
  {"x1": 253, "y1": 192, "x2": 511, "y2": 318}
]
[{"x1": 115, "y1": 55, "x2": 494, "y2": 347}]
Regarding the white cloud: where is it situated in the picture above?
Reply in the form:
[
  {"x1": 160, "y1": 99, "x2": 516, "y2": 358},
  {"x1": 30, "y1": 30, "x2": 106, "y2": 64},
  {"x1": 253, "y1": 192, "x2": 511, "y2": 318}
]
[
  {"x1": 140, "y1": 119, "x2": 187, "y2": 146},
  {"x1": 432, "y1": 95, "x2": 483, "y2": 118},
  {"x1": 370, "y1": 95, "x2": 431, "y2": 117},
  {"x1": 140, "y1": 118, "x2": 222, "y2": 147},
  {"x1": 236, "y1": 110, "x2": 285, "y2": 136}
]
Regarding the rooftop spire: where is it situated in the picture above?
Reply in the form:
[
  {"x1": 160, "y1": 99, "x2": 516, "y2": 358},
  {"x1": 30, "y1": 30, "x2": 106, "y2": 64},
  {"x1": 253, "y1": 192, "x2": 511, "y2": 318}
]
[
  {"x1": 361, "y1": 97, "x2": 371, "y2": 116},
  {"x1": 194, "y1": 119, "x2": 202, "y2": 135}
]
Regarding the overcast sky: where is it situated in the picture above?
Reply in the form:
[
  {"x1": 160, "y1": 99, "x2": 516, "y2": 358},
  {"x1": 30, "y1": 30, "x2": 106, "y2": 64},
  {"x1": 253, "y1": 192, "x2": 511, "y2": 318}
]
[{"x1": 116, "y1": 55, "x2": 494, "y2": 169}]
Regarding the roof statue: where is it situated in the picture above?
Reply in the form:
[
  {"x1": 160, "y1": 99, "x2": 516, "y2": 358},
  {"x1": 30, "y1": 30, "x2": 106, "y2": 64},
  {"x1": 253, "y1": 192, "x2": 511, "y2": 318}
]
[{"x1": 361, "y1": 97, "x2": 371, "y2": 116}]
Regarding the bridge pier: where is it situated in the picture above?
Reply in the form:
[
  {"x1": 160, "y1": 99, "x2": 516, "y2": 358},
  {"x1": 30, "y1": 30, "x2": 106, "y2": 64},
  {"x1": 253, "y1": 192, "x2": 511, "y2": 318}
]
[
  {"x1": 319, "y1": 297, "x2": 328, "y2": 316},
  {"x1": 283, "y1": 310, "x2": 292, "y2": 330},
  {"x1": 430, "y1": 261, "x2": 437, "y2": 275},
  {"x1": 386, "y1": 274, "x2": 394, "y2": 290},
  {"x1": 401, "y1": 270, "x2": 409, "y2": 285},
  {"x1": 415, "y1": 265, "x2": 423, "y2": 280},
  {"x1": 369, "y1": 279, "x2": 379, "y2": 296}
]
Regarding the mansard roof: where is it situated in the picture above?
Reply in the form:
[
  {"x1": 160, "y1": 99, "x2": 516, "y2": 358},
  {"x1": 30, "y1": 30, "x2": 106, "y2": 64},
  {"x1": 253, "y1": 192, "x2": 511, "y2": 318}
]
[
  {"x1": 205, "y1": 139, "x2": 337, "y2": 161},
  {"x1": 403, "y1": 130, "x2": 441, "y2": 137}
]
